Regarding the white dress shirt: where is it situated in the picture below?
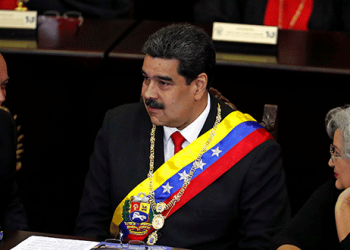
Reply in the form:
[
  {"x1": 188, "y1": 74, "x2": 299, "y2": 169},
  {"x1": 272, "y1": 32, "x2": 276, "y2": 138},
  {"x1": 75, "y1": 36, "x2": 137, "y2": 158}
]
[{"x1": 163, "y1": 94, "x2": 211, "y2": 162}]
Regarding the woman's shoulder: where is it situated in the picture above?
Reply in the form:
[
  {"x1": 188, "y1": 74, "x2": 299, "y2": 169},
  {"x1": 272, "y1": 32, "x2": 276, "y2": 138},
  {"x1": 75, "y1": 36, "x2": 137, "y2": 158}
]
[{"x1": 308, "y1": 178, "x2": 340, "y2": 207}]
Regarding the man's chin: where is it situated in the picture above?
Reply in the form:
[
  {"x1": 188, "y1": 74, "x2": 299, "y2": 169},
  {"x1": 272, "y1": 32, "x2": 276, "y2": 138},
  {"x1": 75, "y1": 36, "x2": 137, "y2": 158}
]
[{"x1": 148, "y1": 115, "x2": 163, "y2": 126}]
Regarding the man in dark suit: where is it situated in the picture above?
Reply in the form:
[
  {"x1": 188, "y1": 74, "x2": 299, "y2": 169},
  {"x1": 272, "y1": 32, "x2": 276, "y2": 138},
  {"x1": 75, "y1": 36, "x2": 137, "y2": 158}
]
[
  {"x1": 76, "y1": 24, "x2": 290, "y2": 249},
  {"x1": 0, "y1": 54, "x2": 28, "y2": 231}
]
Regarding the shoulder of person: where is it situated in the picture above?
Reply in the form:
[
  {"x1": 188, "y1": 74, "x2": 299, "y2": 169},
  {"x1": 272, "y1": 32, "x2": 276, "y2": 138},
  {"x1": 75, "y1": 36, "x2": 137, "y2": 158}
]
[{"x1": 0, "y1": 108, "x2": 16, "y2": 129}]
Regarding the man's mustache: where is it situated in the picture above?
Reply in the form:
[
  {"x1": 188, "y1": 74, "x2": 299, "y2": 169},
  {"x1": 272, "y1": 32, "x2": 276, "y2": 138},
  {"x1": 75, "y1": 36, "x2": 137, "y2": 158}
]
[{"x1": 145, "y1": 99, "x2": 165, "y2": 109}]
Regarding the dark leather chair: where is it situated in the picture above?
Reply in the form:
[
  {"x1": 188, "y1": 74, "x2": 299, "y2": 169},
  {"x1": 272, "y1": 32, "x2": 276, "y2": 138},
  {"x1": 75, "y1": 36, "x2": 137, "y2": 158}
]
[{"x1": 209, "y1": 87, "x2": 278, "y2": 140}]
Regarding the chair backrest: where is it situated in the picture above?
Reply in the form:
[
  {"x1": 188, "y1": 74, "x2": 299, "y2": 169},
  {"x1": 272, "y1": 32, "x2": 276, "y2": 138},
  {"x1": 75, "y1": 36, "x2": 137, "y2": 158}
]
[
  {"x1": 209, "y1": 87, "x2": 278, "y2": 140},
  {"x1": 260, "y1": 104, "x2": 278, "y2": 140}
]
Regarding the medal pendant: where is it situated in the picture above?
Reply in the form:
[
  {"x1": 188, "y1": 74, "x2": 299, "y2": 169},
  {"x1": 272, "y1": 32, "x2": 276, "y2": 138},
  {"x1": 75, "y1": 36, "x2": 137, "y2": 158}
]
[
  {"x1": 152, "y1": 214, "x2": 165, "y2": 230},
  {"x1": 147, "y1": 231, "x2": 158, "y2": 245},
  {"x1": 156, "y1": 202, "x2": 166, "y2": 213}
]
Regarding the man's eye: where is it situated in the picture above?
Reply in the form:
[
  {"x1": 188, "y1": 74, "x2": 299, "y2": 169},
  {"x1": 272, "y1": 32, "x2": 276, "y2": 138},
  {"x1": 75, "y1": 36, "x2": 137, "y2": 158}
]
[{"x1": 159, "y1": 81, "x2": 169, "y2": 86}]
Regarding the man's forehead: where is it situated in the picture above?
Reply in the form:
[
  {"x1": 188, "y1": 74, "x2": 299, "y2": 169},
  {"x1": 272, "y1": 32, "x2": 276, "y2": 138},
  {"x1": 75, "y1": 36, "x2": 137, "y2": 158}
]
[
  {"x1": 143, "y1": 71, "x2": 173, "y2": 83},
  {"x1": 142, "y1": 55, "x2": 180, "y2": 76}
]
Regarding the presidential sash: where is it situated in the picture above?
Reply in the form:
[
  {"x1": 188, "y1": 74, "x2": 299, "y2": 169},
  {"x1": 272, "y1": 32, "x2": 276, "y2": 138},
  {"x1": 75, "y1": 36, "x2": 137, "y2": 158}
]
[{"x1": 110, "y1": 110, "x2": 273, "y2": 242}]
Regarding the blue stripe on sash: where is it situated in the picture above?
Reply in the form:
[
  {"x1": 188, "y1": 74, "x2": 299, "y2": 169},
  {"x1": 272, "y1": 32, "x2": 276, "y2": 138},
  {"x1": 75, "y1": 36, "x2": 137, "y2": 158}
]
[{"x1": 154, "y1": 121, "x2": 263, "y2": 202}]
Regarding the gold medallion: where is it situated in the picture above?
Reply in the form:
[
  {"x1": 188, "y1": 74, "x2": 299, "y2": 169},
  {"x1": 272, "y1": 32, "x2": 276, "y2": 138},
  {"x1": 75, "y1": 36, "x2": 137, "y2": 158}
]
[
  {"x1": 156, "y1": 202, "x2": 166, "y2": 213},
  {"x1": 147, "y1": 231, "x2": 158, "y2": 245},
  {"x1": 152, "y1": 214, "x2": 165, "y2": 230}
]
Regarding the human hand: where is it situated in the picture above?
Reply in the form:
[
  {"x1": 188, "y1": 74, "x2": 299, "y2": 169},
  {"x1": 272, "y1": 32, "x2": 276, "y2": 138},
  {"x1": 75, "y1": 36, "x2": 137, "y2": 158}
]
[
  {"x1": 337, "y1": 187, "x2": 350, "y2": 207},
  {"x1": 335, "y1": 187, "x2": 350, "y2": 242}
]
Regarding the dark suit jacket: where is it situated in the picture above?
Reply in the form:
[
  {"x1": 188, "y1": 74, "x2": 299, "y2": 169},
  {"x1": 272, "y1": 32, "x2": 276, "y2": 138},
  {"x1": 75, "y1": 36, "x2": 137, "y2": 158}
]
[
  {"x1": 0, "y1": 108, "x2": 28, "y2": 230},
  {"x1": 271, "y1": 178, "x2": 350, "y2": 250},
  {"x1": 194, "y1": 0, "x2": 350, "y2": 32},
  {"x1": 76, "y1": 97, "x2": 290, "y2": 249}
]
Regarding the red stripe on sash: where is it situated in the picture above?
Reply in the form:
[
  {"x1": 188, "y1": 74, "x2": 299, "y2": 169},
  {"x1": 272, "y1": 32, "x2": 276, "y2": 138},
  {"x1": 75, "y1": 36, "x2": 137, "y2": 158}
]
[{"x1": 163, "y1": 128, "x2": 273, "y2": 218}]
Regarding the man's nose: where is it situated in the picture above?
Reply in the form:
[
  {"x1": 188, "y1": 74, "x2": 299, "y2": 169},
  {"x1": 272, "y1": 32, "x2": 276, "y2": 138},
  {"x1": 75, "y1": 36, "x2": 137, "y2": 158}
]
[{"x1": 143, "y1": 81, "x2": 157, "y2": 99}]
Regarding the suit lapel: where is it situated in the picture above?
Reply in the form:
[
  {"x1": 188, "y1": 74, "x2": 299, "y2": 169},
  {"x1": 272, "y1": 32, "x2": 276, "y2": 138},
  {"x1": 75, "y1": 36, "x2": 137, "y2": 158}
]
[
  {"x1": 154, "y1": 126, "x2": 165, "y2": 171},
  {"x1": 140, "y1": 106, "x2": 165, "y2": 172},
  {"x1": 199, "y1": 95, "x2": 235, "y2": 137}
]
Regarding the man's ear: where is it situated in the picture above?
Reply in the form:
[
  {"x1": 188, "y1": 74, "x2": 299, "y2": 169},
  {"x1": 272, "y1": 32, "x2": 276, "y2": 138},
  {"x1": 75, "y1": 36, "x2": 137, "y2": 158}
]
[{"x1": 193, "y1": 73, "x2": 208, "y2": 101}]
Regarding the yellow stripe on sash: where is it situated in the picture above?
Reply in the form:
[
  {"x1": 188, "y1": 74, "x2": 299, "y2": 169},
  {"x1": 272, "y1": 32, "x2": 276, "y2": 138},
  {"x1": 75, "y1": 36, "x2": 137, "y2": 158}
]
[{"x1": 111, "y1": 110, "x2": 255, "y2": 229}]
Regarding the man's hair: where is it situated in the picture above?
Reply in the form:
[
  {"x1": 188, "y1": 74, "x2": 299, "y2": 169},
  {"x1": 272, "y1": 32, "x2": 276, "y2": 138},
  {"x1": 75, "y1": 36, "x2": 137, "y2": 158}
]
[{"x1": 142, "y1": 23, "x2": 216, "y2": 89}]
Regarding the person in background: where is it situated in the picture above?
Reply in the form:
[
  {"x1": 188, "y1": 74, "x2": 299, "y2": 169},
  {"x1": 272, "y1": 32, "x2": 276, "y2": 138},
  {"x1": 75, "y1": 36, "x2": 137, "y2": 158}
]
[
  {"x1": 271, "y1": 105, "x2": 350, "y2": 250},
  {"x1": 194, "y1": 0, "x2": 350, "y2": 31},
  {"x1": 76, "y1": 23, "x2": 290, "y2": 249},
  {"x1": 0, "y1": 0, "x2": 18, "y2": 10},
  {"x1": 0, "y1": 54, "x2": 28, "y2": 231}
]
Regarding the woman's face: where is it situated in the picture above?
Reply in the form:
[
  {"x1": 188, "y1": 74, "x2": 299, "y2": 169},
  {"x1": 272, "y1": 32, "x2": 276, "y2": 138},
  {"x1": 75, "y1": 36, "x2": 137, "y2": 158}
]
[{"x1": 329, "y1": 129, "x2": 350, "y2": 190}]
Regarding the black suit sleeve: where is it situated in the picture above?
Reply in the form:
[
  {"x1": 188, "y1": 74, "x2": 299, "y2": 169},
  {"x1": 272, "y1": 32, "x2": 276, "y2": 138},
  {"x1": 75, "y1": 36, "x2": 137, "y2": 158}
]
[
  {"x1": 271, "y1": 178, "x2": 341, "y2": 250},
  {"x1": 0, "y1": 109, "x2": 28, "y2": 230},
  {"x1": 75, "y1": 109, "x2": 113, "y2": 240},
  {"x1": 76, "y1": 103, "x2": 150, "y2": 240},
  {"x1": 239, "y1": 139, "x2": 290, "y2": 249}
]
